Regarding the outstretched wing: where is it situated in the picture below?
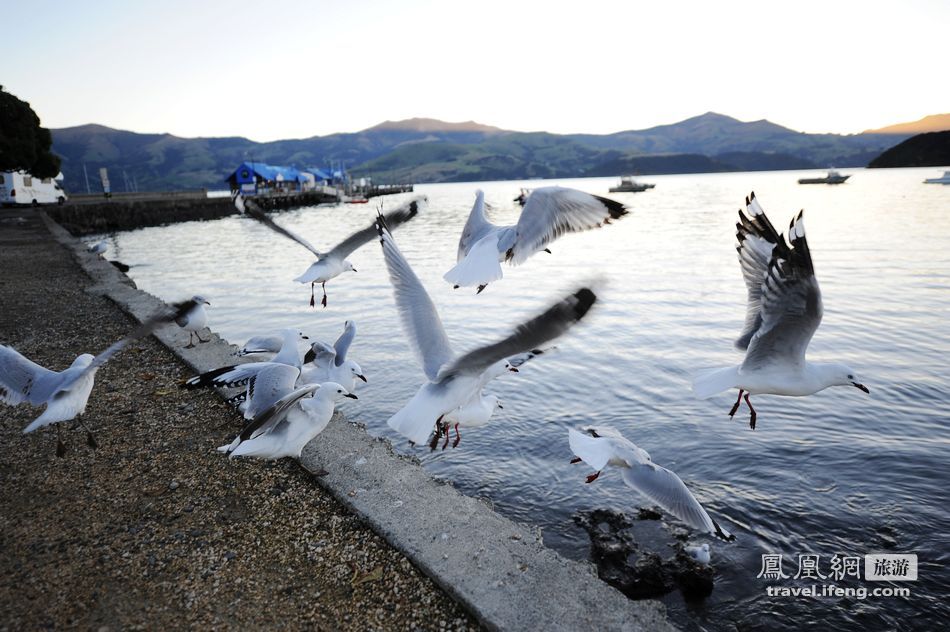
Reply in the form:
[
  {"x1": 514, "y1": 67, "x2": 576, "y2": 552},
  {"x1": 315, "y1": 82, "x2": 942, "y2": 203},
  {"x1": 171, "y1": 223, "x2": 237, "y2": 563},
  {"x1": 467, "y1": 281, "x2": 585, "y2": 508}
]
[
  {"x1": 734, "y1": 192, "x2": 788, "y2": 350},
  {"x1": 235, "y1": 193, "x2": 324, "y2": 258},
  {"x1": 507, "y1": 187, "x2": 628, "y2": 265},
  {"x1": 741, "y1": 211, "x2": 822, "y2": 372},
  {"x1": 326, "y1": 197, "x2": 422, "y2": 262},
  {"x1": 620, "y1": 463, "x2": 734, "y2": 541},
  {"x1": 436, "y1": 286, "x2": 596, "y2": 381},
  {"x1": 333, "y1": 321, "x2": 356, "y2": 366},
  {"x1": 456, "y1": 190, "x2": 496, "y2": 262},
  {"x1": 0, "y1": 345, "x2": 62, "y2": 405},
  {"x1": 376, "y1": 212, "x2": 454, "y2": 381}
]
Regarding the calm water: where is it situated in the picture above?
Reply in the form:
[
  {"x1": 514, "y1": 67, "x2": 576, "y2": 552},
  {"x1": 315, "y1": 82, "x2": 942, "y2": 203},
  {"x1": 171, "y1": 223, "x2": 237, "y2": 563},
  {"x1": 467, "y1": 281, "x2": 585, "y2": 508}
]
[{"x1": 99, "y1": 168, "x2": 950, "y2": 630}]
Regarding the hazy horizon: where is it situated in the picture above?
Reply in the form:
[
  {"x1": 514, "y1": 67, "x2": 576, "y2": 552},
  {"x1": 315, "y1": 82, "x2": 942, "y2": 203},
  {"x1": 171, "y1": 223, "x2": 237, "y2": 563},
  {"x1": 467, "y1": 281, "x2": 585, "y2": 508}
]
[{"x1": 3, "y1": 0, "x2": 948, "y2": 142}]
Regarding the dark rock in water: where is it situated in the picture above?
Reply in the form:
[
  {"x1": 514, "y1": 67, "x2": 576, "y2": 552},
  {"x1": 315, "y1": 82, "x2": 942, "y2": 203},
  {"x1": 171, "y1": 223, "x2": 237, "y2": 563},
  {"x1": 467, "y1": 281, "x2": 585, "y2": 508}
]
[
  {"x1": 575, "y1": 508, "x2": 716, "y2": 602},
  {"x1": 109, "y1": 260, "x2": 131, "y2": 272},
  {"x1": 671, "y1": 551, "x2": 715, "y2": 601},
  {"x1": 637, "y1": 507, "x2": 663, "y2": 521}
]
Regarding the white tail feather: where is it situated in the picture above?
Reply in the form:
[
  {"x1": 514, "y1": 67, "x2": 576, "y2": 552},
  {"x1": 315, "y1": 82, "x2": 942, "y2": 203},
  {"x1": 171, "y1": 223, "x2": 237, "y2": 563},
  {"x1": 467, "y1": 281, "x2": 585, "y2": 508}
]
[
  {"x1": 692, "y1": 366, "x2": 740, "y2": 399},
  {"x1": 387, "y1": 396, "x2": 445, "y2": 445},
  {"x1": 443, "y1": 234, "x2": 503, "y2": 288}
]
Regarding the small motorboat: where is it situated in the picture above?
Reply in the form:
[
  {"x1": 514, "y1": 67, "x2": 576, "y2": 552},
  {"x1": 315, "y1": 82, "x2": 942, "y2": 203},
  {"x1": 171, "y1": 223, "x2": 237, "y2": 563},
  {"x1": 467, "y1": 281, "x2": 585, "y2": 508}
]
[
  {"x1": 798, "y1": 169, "x2": 850, "y2": 185},
  {"x1": 609, "y1": 175, "x2": 656, "y2": 193},
  {"x1": 923, "y1": 170, "x2": 950, "y2": 184}
]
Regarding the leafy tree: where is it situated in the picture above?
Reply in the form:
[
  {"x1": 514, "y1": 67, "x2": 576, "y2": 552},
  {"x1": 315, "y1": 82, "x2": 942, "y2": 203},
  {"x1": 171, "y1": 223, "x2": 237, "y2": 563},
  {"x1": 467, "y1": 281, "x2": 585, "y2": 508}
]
[{"x1": 0, "y1": 85, "x2": 61, "y2": 178}]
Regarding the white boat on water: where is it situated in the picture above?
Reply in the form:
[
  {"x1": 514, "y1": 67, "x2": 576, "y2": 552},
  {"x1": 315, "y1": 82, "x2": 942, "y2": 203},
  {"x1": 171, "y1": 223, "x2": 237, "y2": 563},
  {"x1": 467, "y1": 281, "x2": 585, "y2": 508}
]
[{"x1": 923, "y1": 170, "x2": 950, "y2": 184}]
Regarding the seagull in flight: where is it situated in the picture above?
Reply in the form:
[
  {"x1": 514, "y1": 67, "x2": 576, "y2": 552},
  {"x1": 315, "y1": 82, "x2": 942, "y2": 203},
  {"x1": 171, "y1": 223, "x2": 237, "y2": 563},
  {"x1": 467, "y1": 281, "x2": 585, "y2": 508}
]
[
  {"x1": 377, "y1": 211, "x2": 597, "y2": 446},
  {"x1": 1, "y1": 300, "x2": 198, "y2": 456},
  {"x1": 569, "y1": 426, "x2": 735, "y2": 541},
  {"x1": 692, "y1": 192, "x2": 869, "y2": 429},
  {"x1": 444, "y1": 187, "x2": 627, "y2": 293},
  {"x1": 233, "y1": 192, "x2": 423, "y2": 307}
]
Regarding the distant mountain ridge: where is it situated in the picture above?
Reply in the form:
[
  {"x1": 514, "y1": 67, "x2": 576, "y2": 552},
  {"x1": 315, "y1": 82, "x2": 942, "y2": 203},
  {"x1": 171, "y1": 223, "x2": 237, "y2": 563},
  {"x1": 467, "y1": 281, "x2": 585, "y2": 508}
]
[{"x1": 49, "y1": 112, "x2": 916, "y2": 192}]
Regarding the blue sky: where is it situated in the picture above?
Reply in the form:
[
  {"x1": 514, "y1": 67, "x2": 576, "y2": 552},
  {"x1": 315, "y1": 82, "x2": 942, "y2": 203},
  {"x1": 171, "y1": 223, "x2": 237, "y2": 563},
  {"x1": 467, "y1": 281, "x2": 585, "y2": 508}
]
[{"x1": 3, "y1": 0, "x2": 947, "y2": 141}]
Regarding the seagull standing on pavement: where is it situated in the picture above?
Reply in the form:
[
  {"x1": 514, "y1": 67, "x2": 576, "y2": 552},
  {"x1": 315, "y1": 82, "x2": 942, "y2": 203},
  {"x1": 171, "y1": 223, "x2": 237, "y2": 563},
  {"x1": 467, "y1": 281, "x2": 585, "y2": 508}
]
[{"x1": 175, "y1": 295, "x2": 211, "y2": 348}]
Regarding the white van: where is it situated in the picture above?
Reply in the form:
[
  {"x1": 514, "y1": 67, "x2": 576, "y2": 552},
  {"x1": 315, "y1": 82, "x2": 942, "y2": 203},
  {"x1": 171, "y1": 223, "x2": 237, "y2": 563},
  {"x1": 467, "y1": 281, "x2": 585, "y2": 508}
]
[{"x1": 0, "y1": 170, "x2": 68, "y2": 206}]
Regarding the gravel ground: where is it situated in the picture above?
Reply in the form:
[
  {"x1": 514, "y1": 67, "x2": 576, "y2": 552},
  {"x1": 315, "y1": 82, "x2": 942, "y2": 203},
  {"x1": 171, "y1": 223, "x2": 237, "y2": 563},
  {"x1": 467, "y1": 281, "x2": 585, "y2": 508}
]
[{"x1": 0, "y1": 209, "x2": 479, "y2": 630}]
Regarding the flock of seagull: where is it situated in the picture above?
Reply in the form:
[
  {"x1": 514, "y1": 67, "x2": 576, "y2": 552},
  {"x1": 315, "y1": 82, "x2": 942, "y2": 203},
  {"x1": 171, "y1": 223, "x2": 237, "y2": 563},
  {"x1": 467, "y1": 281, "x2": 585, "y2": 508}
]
[{"x1": 0, "y1": 186, "x2": 870, "y2": 560}]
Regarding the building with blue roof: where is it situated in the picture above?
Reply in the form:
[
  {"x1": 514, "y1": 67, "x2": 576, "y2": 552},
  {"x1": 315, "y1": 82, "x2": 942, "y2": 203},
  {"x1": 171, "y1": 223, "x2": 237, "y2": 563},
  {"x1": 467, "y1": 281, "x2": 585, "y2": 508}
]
[{"x1": 226, "y1": 161, "x2": 313, "y2": 195}]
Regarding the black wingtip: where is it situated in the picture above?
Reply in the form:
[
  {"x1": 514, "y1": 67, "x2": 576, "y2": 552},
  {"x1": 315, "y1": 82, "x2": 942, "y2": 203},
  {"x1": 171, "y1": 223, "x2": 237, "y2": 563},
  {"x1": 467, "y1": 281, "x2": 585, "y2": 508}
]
[
  {"x1": 712, "y1": 518, "x2": 736, "y2": 542},
  {"x1": 303, "y1": 348, "x2": 316, "y2": 364},
  {"x1": 572, "y1": 288, "x2": 597, "y2": 320},
  {"x1": 594, "y1": 195, "x2": 629, "y2": 220}
]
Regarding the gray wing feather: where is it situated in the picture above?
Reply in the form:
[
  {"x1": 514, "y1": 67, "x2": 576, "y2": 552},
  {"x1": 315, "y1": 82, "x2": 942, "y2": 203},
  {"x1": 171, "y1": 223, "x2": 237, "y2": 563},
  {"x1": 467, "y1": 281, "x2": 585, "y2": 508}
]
[
  {"x1": 236, "y1": 195, "x2": 325, "y2": 258},
  {"x1": 734, "y1": 192, "x2": 787, "y2": 350},
  {"x1": 230, "y1": 383, "x2": 321, "y2": 452},
  {"x1": 621, "y1": 463, "x2": 733, "y2": 540},
  {"x1": 243, "y1": 364, "x2": 300, "y2": 420},
  {"x1": 376, "y1": 213, "x2": 454, "y2": 381},
  {"x1": 456, "y1": 190, "x2": 496, "y2": 261},
  {"x1": 509, "y1": 187, "x2": 627, "y2": 265},
  {"x1": 742, "y1": 211, "x2": 822, "y2": 372},
  {"x1": 305, "y1": 341, "x2": 336, "y2": 368},
  {"x1": 437, "y1": 287, "x2": 596, "y2": 381},
  {"x1": 326, "y1": 197, "x2": 422, "y2": 262},
  {"x1": 0, "y1": 345, "x2": 61, "y2": 405},
  {"x1": 333, "y1": 321, "x2": 356, "y2": 366}
]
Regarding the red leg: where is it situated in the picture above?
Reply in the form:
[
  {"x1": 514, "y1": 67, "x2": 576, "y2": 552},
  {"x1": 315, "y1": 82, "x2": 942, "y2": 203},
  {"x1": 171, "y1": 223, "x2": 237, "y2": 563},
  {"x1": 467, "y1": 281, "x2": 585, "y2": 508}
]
[
  {"x1": 452, "y1": 423, "x2": 461, "y2": 448},
  {"x1": 728, "y1": 389, "x2": 744, "y2": 418},
  {"x1": 585, "y1": 471, "x2": 601, "y2": 484},
  {"x1": 441, "y1": 421, "x2": 451, "y2": 450},
  {"x1": 744, "y1": 392, "x2": 757, "y2": 430}
]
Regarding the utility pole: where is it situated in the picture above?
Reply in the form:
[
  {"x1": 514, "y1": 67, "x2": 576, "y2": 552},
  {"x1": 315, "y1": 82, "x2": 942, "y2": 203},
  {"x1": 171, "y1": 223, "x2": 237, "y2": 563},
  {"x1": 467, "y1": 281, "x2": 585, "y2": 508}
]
[{"x1": 83, "y1": 162, "x2": 91, "y2": 194}]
